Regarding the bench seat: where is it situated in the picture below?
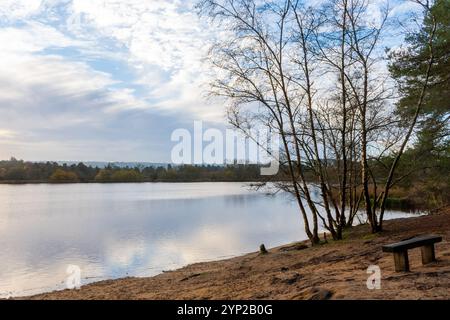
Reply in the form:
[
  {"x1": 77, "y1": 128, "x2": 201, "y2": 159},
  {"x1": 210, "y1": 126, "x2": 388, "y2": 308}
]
[
  {"x1": 382, "y1": 235, "x2": 442, "y2": 252},
  {"x1": 382, "y1": 235, "x2": 442, "y2": 272}
]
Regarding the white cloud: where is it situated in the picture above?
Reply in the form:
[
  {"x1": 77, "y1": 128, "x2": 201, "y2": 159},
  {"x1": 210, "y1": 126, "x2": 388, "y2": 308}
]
[
  {"x1": 0, "y1": 20, "x2": 155, "y2": 155},
  {"x1": 0, "y1": 22, "x2": 79, "y2": 53},
  {"x1": 390, "y1": 0, "x2": 423, "y2": 17},
  {"x1": 0, "y1": 129, "x2": 16, "y2": 139},
  {"x1": 0, "y1": 0, "x2": 224, "y2": 153},
  {"x1": 1, "y1": 0, "x2": 223, "y2": 123},
  {"x1": 66, "y1": 0, "x2": 223, "y2": 120},
  {"x1": 0, "y1": 0, "x2": 411, "y2": 161},
  {"x1": 0, "y1": 0, "x2": 43, "y2": 20}
]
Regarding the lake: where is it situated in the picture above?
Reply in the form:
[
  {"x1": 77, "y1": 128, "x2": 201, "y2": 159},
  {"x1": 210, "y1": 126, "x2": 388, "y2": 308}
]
[{"x1": 0, "y1": 182, "x2": 420, "y2": 298}]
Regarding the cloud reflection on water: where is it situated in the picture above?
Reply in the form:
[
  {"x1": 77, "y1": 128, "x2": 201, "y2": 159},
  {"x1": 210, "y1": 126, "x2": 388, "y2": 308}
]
[{"x1": 0, "y1": 182, "x2": 419, "y2": 297}]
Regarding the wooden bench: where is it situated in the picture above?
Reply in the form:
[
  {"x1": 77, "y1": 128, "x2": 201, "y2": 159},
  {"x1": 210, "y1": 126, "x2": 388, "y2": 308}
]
[{"x1": 382, "y1": 235, "x2": 442, "y2": 272}]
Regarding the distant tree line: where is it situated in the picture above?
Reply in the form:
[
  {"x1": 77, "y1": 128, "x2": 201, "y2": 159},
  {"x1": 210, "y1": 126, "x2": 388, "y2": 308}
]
[
  {"x1": 0, "y1": 154, "x2": 447, "y2": 210},
  {"x1": 0, "y1": 158, "x2": 270, "y2": 183}
]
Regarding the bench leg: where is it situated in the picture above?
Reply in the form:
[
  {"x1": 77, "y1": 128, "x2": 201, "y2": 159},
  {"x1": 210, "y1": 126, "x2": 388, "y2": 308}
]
[
  {"x1": 421, "y1": 244, "x2": 436, "y2": 264},
  {"x1": 393, "y1": 251, "x2": 409, "y2": 272}
]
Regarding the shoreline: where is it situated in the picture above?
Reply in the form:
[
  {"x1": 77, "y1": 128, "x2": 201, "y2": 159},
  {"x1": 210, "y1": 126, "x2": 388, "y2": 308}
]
[{"x1": 17, "y1": 207, "x2": 450, "y2": 300}]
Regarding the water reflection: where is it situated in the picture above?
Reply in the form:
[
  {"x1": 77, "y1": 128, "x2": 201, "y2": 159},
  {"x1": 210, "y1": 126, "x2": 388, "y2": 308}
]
[{"x1": 0, "y1": 182, "x2": 420, "y2": 297}]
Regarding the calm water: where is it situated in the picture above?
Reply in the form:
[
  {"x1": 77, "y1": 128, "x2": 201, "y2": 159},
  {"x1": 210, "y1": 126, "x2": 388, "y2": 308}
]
[{"x1": 0, "y1": 182, "x2": 420, "y2": 297}]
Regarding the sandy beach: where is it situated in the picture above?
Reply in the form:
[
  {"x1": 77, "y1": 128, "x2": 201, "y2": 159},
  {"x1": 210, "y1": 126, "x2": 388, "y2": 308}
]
[{"x1": 18, "y1": 207, "x2": 450, "y2": 300}]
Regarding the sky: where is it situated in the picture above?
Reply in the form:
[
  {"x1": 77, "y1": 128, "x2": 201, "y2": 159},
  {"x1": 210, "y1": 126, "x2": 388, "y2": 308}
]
[{"x1": 0, "y1": 0, "x2": 421, "y2": 163}]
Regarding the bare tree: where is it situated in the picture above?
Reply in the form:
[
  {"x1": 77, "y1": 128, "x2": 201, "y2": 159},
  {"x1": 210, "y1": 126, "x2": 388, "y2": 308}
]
[
  {"x1": 199, "y1": 0, "x2": 326, "y2": 244},
  {"x1": 198, "y1": 0, "x2": 438, "y2": 241}
]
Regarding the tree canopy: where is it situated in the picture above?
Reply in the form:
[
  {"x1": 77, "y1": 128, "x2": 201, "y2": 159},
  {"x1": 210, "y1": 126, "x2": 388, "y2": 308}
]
[{"x1": 389, "y1": 0, "x2": 449, "y2": 151}]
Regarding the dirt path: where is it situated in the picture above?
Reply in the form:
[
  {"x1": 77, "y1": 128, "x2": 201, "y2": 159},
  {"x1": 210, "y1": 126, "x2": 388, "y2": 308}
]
[{"x1": 20, "y1": 207, "x2": 450, "y2": 300}]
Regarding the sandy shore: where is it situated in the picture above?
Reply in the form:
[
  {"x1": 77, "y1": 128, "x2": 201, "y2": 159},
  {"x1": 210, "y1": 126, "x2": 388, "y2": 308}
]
[{"x1": 19, "y1": 207, "x2": 450, "y2": 300}]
